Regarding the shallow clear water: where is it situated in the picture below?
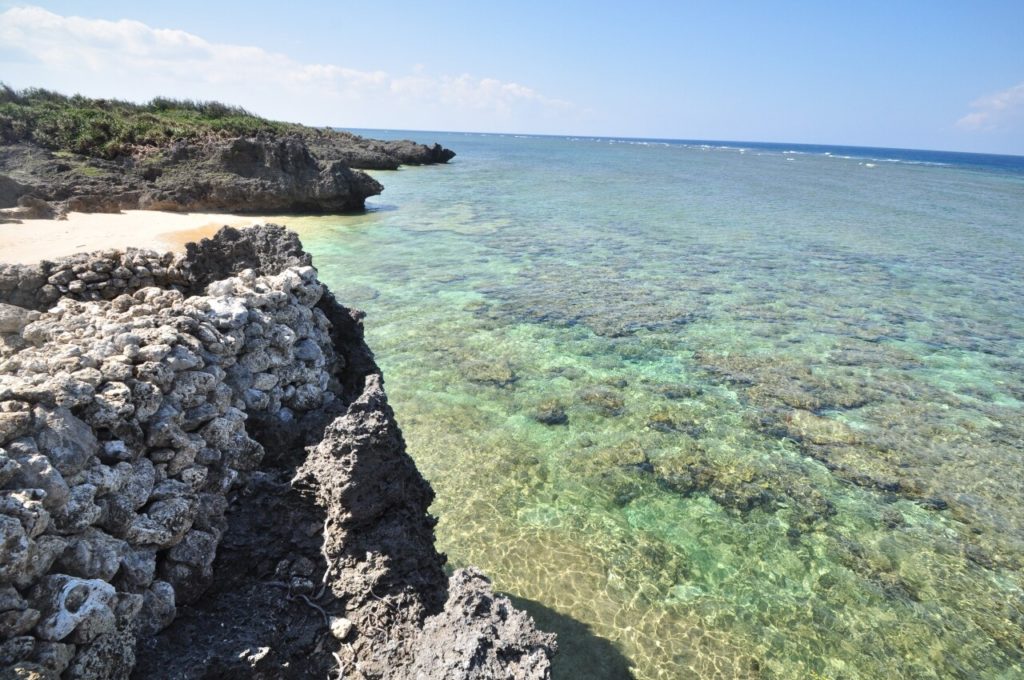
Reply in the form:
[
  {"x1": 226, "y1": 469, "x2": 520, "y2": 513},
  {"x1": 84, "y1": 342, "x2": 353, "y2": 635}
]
[{"x1": 290, "y1": 134, "x2": 1024, "y2": 679}]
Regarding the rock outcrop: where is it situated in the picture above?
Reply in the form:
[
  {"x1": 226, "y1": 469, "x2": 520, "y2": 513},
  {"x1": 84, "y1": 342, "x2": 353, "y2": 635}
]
[
  {"x1": 137, "y1": 135, "x2": 385, "y2": 214},
  {"x1": 0, "y1": 226, "x2": 554, "y2": 678},
  {"x1": 301, "y1": 130, "x2": 457, "y2": 170},
  {"x1": 0, "y1": 135, "x2": 384, "y2": 219},
  {"x1": 0, "y1": 132, "x2": 455, "y2": 221}
]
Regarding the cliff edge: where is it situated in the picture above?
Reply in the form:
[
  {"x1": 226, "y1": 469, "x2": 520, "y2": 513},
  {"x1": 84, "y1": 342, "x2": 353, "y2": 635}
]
[{"x1": 0, "y1": 226, "x2": 554, "y2": 678}]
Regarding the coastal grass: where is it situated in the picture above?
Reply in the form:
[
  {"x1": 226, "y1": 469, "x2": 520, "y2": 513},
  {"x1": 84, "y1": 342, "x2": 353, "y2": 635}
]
[{"x1": 0, "y1": 85, "x2": 306, "y2": 159}]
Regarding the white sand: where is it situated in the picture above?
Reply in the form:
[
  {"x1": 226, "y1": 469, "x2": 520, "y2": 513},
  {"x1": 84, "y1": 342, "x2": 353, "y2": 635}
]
[{"x1": 0, "y1": 211, "x2": 270, "y2": 265}]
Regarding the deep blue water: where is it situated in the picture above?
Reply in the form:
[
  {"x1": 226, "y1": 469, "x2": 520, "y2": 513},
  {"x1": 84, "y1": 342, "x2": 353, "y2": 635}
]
[
  {"x1": 591, "y1": 138, "x2": 1024, "y2": 175},
  {"x1": 352, "y1": 128, "x2": 1024, "y2": 175}
]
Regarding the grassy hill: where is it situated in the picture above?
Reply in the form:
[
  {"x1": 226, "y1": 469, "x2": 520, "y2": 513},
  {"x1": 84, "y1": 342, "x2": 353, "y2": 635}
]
[{"x1": 0, "y1": 85, "x2": 304, "y2": 159}]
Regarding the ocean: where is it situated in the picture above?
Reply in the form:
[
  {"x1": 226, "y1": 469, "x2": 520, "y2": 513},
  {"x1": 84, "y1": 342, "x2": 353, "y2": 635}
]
[{"x1": 288, "y1": 133, "x2": 1024, "y2": 679}]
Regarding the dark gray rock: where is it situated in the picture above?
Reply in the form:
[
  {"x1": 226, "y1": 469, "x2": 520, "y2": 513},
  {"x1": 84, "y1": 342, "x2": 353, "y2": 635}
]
[
  {"x1": 15, "y1": 195, "x2": 57, "y2": 219},
  {"x1": 33, "y1": 407, "x2": 99, "y2": 477},
  {"x1": 0, "y1": 173, "x2": 32, "y2": 209},
  {"x1": 0, "y1": 126, "x2": 453, "y2": 224},
  {"x1": 180, "y1": 224, "x2": 312, "y2": 291},
  {"x1": 0, "y1": 407, "x2": 33, "y2": 444},
  {"x1": 379, "y1": 139, "x2": 457, "y2": 166},
  {"x1": 0, "y1": 514, "x2": 31, "y2": 583},
  {"x1": 410, "y1": 568, "x2": 557, "y2": 679},
  {"x1": 8, "y1": 454, "x2": 69, "y2": 511},
  {"x1": 0, "y1": 304, "x2": 34, "y2": 334},
  {"x1": 300, "y1": 129, "x2": 456, "y2": 170},
  {"x1": 137, "y1": 135, "x2": 383, "y2": 214}
]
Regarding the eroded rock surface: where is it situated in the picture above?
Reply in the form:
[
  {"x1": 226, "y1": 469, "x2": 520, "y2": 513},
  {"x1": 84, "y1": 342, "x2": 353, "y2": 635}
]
[
  {"x1": 0, "y1": 226, "x2": 554, "y2": 678},
  {"x1": 0, "y1": 136, "x2": 382, "y2": 219},
  {"x1": 301, "y1": 130, "x2": 457, "y2": 170},
  {"x1": 0, "y1": 131, "x2": 455, "y2": 221}
]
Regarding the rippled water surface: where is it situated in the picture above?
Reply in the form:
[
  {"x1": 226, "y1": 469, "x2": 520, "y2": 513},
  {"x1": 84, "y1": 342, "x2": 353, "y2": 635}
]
[{"x1": 291, "y1": 134, "x2": 1024, "y2": 679}]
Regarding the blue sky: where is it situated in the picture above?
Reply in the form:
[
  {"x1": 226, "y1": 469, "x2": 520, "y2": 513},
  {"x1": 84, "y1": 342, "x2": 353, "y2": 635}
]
[{"x1": 1, "y1": 1, "x2": 1022, "y2": 154}]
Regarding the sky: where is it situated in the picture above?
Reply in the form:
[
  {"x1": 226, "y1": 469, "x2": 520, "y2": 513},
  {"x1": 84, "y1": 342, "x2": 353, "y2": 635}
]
[{"x1": 1, "y1": 1, "x2": 1022, "y2": 155}]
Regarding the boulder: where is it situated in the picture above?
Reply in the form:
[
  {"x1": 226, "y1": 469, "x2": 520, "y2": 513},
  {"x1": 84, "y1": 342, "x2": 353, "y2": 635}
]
[{"x1": 0, "y1": 304, "x2": 34, "y2": 335}]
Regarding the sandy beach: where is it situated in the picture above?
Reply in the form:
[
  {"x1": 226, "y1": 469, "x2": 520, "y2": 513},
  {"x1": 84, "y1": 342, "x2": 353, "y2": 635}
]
[{"x1": 0, "y1": 210, "x2": 270, "y2": 264}]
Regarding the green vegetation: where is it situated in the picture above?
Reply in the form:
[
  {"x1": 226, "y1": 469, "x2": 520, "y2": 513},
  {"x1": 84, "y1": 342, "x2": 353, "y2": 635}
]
[
  {"x1": 0, "y1": 85, "x2": 304, "y2": 159},
  {"x1": 74, "y1": 165, "x2": 108, "y2": 178}
]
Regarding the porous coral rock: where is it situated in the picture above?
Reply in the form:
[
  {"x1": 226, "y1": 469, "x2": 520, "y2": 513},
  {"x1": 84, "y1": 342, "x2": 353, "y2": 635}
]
[
  {"x1": 31, "y1": 575, "x2": 116, "y2": 643},
  {"x1": 0, "y1": 226, "x2": 554, "y2": 679}
]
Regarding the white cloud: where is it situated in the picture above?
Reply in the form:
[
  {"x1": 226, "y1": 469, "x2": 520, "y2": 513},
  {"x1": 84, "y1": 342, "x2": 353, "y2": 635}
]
[
  {"x1": 0, "y1": 6, "x2": 574, "y2": 131},
  {"x1": 956, "y1": 82, "x2": 1024, "y2": 131}
]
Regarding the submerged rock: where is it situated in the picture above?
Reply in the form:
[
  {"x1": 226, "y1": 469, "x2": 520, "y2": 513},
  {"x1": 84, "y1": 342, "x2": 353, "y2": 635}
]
[
  {"x1": 577, "y1": 386, "x2": 625, "y2": 416},
  {"x1": 463, "y1": 358, "x2": 518, "y2": 387},
  {"x1": 530, "y1": 399, "x2": 568, "y2": 426}
]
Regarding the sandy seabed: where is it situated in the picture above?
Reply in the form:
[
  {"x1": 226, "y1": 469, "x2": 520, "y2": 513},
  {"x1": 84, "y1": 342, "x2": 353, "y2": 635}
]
[{"x1": 0, "y1": 210, "x2": 269, "y2": 264}]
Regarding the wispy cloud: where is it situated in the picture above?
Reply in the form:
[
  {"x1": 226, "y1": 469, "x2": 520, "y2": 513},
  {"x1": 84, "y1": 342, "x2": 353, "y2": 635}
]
[
  {"x1": 0, "y1": 6, "x2": 574, "y2": 131},
  {"x1": 956, "y1": 82, "x2": 1024, "y2": 131}
]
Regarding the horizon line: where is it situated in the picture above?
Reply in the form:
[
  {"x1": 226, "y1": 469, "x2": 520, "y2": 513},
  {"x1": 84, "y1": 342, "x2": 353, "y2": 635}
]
[{"x1": 336, "y1": 127, "x2": 1024, "y2": 161}]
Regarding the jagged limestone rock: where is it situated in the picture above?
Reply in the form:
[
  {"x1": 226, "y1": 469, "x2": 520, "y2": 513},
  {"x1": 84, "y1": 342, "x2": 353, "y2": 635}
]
[{"x1": 0, "y1": 226, "x2": 554, "y2": 679}]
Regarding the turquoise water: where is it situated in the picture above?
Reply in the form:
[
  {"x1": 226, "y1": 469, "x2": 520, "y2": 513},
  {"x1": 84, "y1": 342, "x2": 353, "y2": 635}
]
[{"x1": 291, "y1": 134, "x2": 1024, "y2": 679}]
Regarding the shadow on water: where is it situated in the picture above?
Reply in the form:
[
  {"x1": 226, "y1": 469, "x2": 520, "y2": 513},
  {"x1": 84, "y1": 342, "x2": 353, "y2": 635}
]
[
  {"x1": 506, "y1": 594, "x2": 635, "y2": 679},
  {"x1": 361, "y1": 202, "x2": 400, "y2": 213}
]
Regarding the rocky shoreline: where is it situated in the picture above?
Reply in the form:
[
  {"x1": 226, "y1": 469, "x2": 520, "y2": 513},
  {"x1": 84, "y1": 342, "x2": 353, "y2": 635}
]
[
  {"x1": 0, "y1": 132, "x2": 454, "y2": 222},
  {"x1": 0, "y1": 226, "x2": 555, "y2": 678}
]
